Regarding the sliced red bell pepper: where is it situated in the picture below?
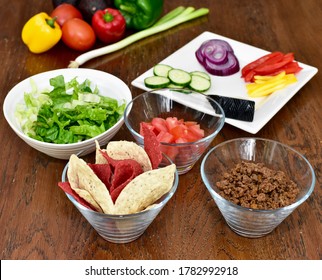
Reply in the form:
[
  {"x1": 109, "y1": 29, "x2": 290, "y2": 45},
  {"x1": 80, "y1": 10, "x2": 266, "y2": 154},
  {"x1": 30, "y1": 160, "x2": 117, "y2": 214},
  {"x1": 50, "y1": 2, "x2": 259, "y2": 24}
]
[
  {"x1": 253, "y1": 53, "x2": 295, "y2": 75},
  {"x1": 268, "y1": 61, "x2": 303, "y2": 76},
  {"x1": 243, "y1": 52, "x2": 302, "y2": 82},
  {"x1": 241, "y1": 51, "x2": 283, "y2": 78}
]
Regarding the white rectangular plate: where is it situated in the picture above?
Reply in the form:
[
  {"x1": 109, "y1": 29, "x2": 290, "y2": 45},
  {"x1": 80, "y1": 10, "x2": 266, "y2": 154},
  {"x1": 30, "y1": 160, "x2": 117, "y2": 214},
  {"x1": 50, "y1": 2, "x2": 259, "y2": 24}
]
[{"x1": 131, "y1": 31, "x2": 318, "y2": 134}]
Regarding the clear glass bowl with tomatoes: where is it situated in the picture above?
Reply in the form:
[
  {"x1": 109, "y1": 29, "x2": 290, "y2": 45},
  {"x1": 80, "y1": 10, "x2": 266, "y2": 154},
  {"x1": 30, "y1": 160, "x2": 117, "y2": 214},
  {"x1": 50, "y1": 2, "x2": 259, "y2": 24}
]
[{"x1": 124, "y1": 88, "x2": 225, "y2": 175}]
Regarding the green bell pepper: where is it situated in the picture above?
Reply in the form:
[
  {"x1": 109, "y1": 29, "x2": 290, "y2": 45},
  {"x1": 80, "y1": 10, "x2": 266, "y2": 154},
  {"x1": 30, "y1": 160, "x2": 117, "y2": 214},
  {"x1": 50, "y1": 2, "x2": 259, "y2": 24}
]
[{"x1": 114, "y1": 0, "x2": 163, "y2": 30}]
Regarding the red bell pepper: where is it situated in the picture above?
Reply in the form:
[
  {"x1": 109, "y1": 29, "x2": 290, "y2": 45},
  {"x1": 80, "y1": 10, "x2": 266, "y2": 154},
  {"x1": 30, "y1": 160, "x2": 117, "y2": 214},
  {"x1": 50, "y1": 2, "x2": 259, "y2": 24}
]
[
  {"x1": 241, "y1": 52, "x2": 283, "y2": 78},
  {"x1": 254, "y1": 53, "x2": 294, "y2": 75},
  {"x1": 92, "y1": 8, "x2": 126, "y2": 44},
  {"x1": 242, "y1": 52, "x2": 302, "y2": 82}
]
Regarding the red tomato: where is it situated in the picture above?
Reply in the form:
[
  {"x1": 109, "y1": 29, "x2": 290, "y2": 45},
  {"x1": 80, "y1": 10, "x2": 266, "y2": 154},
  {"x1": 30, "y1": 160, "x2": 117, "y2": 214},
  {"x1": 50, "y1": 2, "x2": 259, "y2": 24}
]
[
  {"x1": 163, "y1": 146, "x2": 179, "y2": 161},
  {"x1": 175, "y1": 137, "x2": 189, "y2": 143},
  {"x1": 151, "y1": 118, "x2": 168, "y2": 133},
  {"x1": 169, "y1": 125, "x2": 185, "y2": 140},
  {"x1": 165, "y1": 117, "x2": 181, "y2": 131},
  {"x1": 140, "y1": 117, "x2": 204, "y2": 144},
  {"x1": 184, "y1": 121, "x2": 198, "y2": 126},
  {"x1": 188, "y1": 124, "x2": 205, "y2": 138},
  {"x1": 156, "y1": 131, "x2": 174, "y2": 143},
  {"x1": 50, "y1": 3, "x2": 83, "y2": 27},
  {"x1": 172, "y1": 126, "x2": 201, "y2": 142},
  {"x1": 62, "y1": 18, "x2": 96, "y2": 51}
]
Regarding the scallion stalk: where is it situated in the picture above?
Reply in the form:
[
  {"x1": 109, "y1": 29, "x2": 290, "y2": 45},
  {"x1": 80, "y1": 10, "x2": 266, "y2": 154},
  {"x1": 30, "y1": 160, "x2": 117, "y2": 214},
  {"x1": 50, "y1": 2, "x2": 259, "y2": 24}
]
[
  {"x1": 153, "y1": 6, "x2": 186, "y2": 26},
  {"x1": 68, "y1": 7, "x2": 209, "y2": 68}
]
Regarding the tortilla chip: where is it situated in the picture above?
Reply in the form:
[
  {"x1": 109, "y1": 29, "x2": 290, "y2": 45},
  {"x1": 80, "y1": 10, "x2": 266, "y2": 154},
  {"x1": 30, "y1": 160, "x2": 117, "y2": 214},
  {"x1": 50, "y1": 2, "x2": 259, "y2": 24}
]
[
  {"x1": 113, "y1": 164, "x2": 176, "y2": 214},
  {"x1": 95, "y1": 141, "x2": 107, "y2": 164},
  {"x1": 58, "y1": 181, "x2": 95, "y2": 211},
  {"x1": 67, "y1": 154, "x2": 114, "y2": 214},
  {"x1": 141, "y1": 122, "x2": 162, "y2": 169},
  {"x1": 104, "y1": 141, "x2": 152, "y2": 172}
]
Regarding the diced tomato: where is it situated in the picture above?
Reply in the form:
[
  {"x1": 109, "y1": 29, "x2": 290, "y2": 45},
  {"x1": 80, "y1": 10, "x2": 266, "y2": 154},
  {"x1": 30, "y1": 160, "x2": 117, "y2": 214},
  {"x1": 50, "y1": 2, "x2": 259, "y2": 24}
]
[
  {"x1": 184, "y1": 121, "x2": 198, "y2": 126},
  {"x1": 140, "y1": 117, "x2": 205, "y2": 144},
  {"x1": 175, "y1": 137, "x2": 189, "y2": 143},
  {"x1": 188, "y1": 124, "x2": 205, "y2": 138},
  {"x1": 163, "y1": 146, "x2": 179, "y2": 161},
  {"x1": 151, "y1": 117, "x2": 168, "y2": 133},
  {"x1": 170, "y1": 125, "x2": 186, "y2": 140},
  {"x1": 170, "y1": 124, "x2": 202, "y2": 142},
  {"x1": 156, "y1": 131, "x2": 175, "y2": 143},
  {"x1": 165, "y1": 117, "x2": 181, "y2": 131}
]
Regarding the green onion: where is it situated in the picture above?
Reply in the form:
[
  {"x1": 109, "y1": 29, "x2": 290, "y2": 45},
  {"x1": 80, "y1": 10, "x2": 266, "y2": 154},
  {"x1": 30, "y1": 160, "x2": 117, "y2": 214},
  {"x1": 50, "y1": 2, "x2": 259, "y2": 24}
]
[
  {"x1": 68, "y1": 7, "x2": 209, "y2": 68},
  {"x1": 153, "y1": 6, "x2": 186, "y2": 26}
]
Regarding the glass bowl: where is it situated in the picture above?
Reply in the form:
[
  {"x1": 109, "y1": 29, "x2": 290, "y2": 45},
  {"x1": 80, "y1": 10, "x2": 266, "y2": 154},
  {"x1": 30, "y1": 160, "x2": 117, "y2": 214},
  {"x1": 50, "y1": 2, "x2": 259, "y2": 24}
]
[
  {"x1": 124, "y1": 88, "x2": 225, "y2": 175},
  {"x1": 200, "y1": 137, "x2": 316, "y2": 238},
  {"x1": 61, "y1": 153, "x2": 179, "y2": 243}
]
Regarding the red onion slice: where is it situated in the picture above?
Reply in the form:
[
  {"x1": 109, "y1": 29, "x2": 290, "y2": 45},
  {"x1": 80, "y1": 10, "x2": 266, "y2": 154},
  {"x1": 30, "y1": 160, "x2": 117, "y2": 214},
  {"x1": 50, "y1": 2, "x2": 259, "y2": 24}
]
[
  {"x1": 195, "y1": 39, "x2": 240, "y2": 76},
  {"x1": 204, "y1": 44, "x2": 228, "y2": 64},
  {"x1": 204, "y1": 52, "x2": 240, "y2": 76}
]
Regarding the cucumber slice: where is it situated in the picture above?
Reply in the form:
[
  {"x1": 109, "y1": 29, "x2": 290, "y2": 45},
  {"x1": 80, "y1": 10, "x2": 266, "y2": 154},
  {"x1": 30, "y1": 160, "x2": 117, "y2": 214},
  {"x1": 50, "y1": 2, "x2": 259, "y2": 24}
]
[
  {"x1": 190, "y1": 71, "x2": 211, "y2": 81},
  {"x1": 144, "y1": 76, "x2": 171, "y2": 89},
  {"x1": 167, "y1": 83, "x2": 184, "y2": 89},
  {"x1": 189, "y1": 75, "x2": 211, "y2": 92},
  {"x1": 153, "y1": 64, "x2": 173, "y2": 77},
  {"x1": 168, "y1": 69, "x2": 191, "y2": 86}
]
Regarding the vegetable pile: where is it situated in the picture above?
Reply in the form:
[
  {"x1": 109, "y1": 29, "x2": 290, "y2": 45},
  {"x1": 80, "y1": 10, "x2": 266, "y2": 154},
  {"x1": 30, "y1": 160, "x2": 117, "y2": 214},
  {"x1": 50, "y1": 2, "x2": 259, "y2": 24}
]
[
  {"x1": 15, "y1": 75, "x2": 125, "y2": 144},
  {"x1": 68, "y1": 6, "x2": 209, "y2": 67},
  {"x1": 195, "y1": 39, "x2": 240, "y2": 76},
  {"x1": 242, "y1": 51, "x2": 302, "y2": 97},
  {"x1": 21, "y1": 0, "x2": 210, "y2": 64}
]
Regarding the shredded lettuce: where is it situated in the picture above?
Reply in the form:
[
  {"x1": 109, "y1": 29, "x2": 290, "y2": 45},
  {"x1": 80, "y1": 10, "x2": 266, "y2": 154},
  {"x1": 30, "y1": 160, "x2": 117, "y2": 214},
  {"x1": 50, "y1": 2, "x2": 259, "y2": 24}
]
[{"x1": 15, "y1": 75, "x2": 126, "y2": 144}]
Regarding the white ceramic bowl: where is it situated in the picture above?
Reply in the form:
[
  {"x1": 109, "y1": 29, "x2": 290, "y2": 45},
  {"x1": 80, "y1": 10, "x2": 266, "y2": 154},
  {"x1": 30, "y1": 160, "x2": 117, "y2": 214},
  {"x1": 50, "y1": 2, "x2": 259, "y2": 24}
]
[{"x1": 3, "y1": 68, "x2": 132, "y2": 159}]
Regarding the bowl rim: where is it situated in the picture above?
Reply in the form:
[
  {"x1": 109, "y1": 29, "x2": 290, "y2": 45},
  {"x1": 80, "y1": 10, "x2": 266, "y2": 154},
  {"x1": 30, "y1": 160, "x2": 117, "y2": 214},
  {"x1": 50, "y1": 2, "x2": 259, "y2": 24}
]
[
  {"x1": 61, "y1": 152, "x2": 179, "y2": 218},
  {"x1": 3, "y1": 68, "x2": 131, "y2": 148},
  {"x1": 124, "y1": 89, "x2": 226, "y2": 146},
  {"x1": 200, "y1": 137, "x2": 316, "y2": 213}
]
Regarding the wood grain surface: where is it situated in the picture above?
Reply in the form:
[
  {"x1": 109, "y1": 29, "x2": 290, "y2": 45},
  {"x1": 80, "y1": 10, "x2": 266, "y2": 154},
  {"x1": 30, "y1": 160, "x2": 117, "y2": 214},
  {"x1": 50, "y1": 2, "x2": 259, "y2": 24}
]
[{"x1": 0, "y1": 0, "x2": 321, "y2": 260}]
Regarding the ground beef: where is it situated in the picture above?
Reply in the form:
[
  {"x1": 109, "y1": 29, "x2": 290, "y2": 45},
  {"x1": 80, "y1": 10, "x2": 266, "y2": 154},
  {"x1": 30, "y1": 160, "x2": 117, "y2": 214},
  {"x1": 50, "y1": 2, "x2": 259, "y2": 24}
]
[{"x1": 215, "y1": 161, "x2": 299, "y2": 210}]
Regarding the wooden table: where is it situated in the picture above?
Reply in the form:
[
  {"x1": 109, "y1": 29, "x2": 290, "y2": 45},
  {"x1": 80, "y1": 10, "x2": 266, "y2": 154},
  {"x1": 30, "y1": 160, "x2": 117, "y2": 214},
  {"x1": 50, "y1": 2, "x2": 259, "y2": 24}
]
[{"x1": 1, "y1": 0, "x2": 321, "y2": 260}]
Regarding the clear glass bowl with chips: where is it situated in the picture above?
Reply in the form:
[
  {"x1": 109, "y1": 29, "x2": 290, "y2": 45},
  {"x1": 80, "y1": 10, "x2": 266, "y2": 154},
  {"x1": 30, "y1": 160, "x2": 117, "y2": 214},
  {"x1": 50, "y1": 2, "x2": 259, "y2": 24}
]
[
  {"x1": 61, "y1": 151, "x2": 179, "y2": 244},
  {"x1": 124, "y1": 89, "x2": 225, "y2": 175},
  {"x1": 200, "y1": 138, "x2": 316, "y2": 238}
]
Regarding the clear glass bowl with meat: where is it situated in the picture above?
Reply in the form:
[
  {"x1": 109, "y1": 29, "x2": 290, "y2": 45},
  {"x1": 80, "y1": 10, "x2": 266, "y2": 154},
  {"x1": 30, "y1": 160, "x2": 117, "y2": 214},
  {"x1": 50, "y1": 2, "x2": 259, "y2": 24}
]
[{"x1": 200, "y1": 137, "x2": 316, "y2": 238}]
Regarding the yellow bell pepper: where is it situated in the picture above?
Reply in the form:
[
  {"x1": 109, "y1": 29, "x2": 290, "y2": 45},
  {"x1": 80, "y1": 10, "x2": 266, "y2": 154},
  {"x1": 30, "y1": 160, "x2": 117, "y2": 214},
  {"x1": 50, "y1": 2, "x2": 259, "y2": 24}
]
[
  {"x1": 246, "y1": 71, "x2": 297, "y2": 97},
  {"x1": 22, "y1": 12, "x2": 62, "y2": 54}
]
